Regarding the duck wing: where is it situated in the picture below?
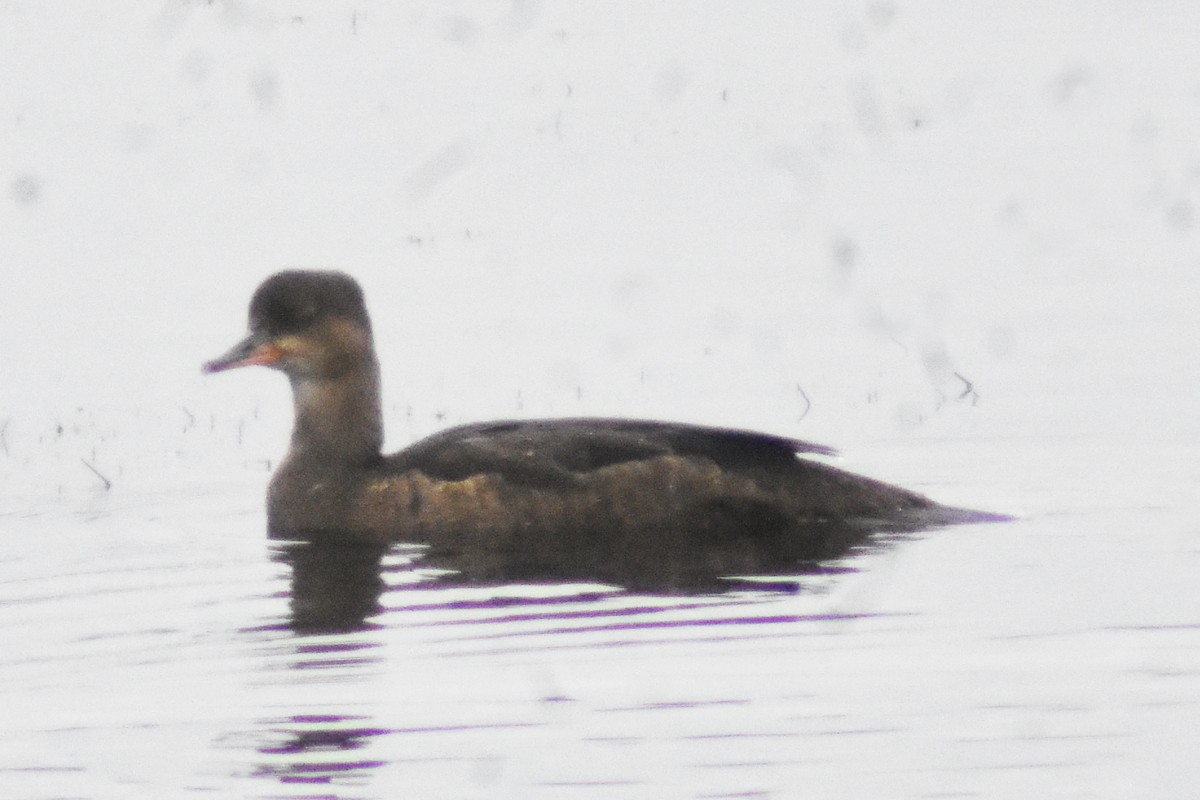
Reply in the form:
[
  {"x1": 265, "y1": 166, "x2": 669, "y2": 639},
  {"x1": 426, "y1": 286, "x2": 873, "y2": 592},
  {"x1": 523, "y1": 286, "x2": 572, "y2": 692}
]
[{"x1": 387, "y1": 418, "x2": 837, "y2": 488}]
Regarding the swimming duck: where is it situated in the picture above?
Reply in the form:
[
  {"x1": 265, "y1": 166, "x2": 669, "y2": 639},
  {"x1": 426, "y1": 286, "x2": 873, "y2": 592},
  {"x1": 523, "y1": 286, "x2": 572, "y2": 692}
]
[{"x1": 204, "y1": 270, "x2": 1001, "y2": 584}]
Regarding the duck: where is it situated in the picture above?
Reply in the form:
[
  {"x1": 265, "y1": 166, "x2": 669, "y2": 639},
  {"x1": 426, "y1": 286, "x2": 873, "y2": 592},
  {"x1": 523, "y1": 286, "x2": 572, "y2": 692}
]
[{"x1": 204, "y1": 270, "x2": 1004, "y2": 586}]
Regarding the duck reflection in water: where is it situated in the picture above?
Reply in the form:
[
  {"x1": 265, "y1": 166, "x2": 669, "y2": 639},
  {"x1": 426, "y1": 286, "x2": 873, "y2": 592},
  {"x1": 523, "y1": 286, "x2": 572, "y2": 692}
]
[
  {"x1": 208, "y1": 271, "x2": 1008, "y2": 631},
  {"x1": 274, "y1": 525, "x2": 911, "y2": 633}
]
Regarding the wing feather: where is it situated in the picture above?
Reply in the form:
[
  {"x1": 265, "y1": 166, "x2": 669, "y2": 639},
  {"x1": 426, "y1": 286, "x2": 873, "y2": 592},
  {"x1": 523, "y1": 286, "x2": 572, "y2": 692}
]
[{"x1": 388, "y1": 418, "x2": 836, "y2": 487}]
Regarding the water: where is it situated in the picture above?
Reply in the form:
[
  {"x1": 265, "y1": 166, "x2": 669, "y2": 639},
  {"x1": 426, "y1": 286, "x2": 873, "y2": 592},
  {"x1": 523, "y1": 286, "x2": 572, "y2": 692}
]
[{"x1": 2, "y1": 429, "x2": 1196, "y2": 799}]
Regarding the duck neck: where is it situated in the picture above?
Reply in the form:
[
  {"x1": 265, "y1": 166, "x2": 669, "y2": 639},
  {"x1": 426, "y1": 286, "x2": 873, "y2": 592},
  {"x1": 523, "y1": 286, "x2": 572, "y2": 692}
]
[{"x1": 287, "y1": 358, "x2": 384, "y2": 465}]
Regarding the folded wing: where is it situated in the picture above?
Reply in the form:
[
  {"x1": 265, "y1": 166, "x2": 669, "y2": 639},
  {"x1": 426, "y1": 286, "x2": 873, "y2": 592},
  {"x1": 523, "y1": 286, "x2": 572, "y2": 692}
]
[{"x1": 388, "y1": 418, "x2": 837, "y2": 487}]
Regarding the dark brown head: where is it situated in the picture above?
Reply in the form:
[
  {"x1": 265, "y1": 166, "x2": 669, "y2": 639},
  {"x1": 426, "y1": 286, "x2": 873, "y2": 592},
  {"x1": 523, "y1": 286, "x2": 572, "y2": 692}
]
[{"x1": 203, "y1": 270, "x2": 375, "y2": 379}]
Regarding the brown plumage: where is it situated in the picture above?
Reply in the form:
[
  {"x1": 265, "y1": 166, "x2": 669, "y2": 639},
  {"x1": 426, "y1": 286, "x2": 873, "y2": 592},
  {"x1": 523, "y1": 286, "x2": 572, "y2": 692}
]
[{"x1": 204, "y1": 270, "x2": 1005, "y2": 589}]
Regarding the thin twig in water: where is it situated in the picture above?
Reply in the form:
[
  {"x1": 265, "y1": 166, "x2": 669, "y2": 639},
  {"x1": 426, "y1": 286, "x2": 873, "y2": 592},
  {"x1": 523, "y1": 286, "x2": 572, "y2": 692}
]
[
  {"x1": 795, "y1": 384, "x2": 812, "y2": 422},
  {"x1": 81, "y1": 459, "x2": 112, "y2": 491},
  {"x1": 953, "y1": 371, "x2": 979, "y2": 405}
]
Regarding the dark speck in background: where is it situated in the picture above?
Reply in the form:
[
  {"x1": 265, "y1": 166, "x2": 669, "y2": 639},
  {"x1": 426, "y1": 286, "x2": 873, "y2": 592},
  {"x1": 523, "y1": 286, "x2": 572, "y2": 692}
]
[
  {"x1": 442, "y1": 15, "x2": 479, "y2": 45},
  {"x1": 119, "y1": 123, "x2": 156, "y2": 153},
  {"x1": 867, "y1": 1, "x2": 896, "y2": 30},
  {"x1": 831, "y1": 235, "x2": 857, "y2": 287},
  {"x1": 840, "y1": 23, "x2": 867, "y2": 52},
  {"x1": 849, "y1": 81, "x2": 885, "y2": 138},
  {"x1": 654, "y1": 63, "x2": 687, "y2": 104},
  {"x1": 499, "y1": 0, "x2": 539, "y2": 36},
  {"x1": 1165, "y1": 199, "x2": 1194, "y2": 231},
  {"x1": 402, "y1": 140, "x2": 473, "y2": 201},
  {"x1": 11, "y1": 174, "x2": 40, "y2": 206},
  {"x1": 1051, "y1": 65, "x2": 1092, "y2": 104},
  {"x1": 250, "y1": 68, "x2": 280, "y2": 112},
  {"x1": 180, "y1": 50, "x2": 210, "y2": 84},
  {"x1": 999, "y1": 198, "x2": 1025, "y2": 226}
]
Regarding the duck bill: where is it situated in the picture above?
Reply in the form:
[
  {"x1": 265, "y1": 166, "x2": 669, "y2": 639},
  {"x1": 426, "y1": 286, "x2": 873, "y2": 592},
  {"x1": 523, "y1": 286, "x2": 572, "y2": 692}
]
[{"x1": 203, "y1": 334, "x2": 285, "y2": 374}]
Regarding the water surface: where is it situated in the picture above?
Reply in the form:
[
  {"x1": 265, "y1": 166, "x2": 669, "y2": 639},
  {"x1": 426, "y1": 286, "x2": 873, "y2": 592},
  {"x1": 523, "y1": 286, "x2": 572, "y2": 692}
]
[{"x1": 2, "y1": 435, "x2": 1196, "y2": 799}]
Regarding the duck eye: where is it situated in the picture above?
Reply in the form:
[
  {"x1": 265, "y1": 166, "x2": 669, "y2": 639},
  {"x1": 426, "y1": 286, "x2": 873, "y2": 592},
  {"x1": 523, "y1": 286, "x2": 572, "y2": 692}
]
[{"x1": 277, "y1": 303, "x2": 318, "y2": 331}]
